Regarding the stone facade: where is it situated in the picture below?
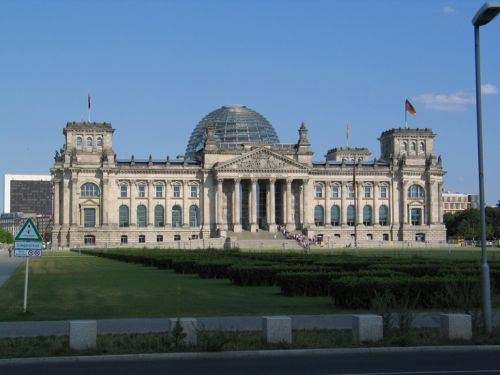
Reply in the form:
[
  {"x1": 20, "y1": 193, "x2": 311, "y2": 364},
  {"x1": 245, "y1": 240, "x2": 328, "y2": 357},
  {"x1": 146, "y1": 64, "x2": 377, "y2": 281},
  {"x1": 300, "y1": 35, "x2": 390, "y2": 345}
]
[{"x1": 51, "y1": 107, "x2": 446, "y2": 248}]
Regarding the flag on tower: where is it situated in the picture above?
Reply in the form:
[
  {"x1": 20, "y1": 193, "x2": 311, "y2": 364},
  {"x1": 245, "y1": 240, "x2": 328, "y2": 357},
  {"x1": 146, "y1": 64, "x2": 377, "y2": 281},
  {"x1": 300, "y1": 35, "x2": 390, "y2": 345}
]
[
  {"x1": 88, "y1": 93, "x2": 91, "y2": 110},
  {"x1": 405, "y1": 99, "x2": 416, "y2": 116},
  {"x1": 346, "y1": 124, "x2": 350, "y2": 147}
]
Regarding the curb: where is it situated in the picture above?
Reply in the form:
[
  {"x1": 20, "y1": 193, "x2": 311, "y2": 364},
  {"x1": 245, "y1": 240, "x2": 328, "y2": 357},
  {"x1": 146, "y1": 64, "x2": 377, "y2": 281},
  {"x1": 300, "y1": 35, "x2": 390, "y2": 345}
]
[{"x1": 1, "y1": 345, "x2": 500, "y2": 366}]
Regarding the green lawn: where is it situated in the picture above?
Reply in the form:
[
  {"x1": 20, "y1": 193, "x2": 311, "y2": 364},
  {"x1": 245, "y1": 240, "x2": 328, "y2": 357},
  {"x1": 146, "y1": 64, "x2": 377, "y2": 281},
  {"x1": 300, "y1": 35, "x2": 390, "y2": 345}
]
[{"x1": 0, "y1": 255, "x2": 338, "y2": 321}]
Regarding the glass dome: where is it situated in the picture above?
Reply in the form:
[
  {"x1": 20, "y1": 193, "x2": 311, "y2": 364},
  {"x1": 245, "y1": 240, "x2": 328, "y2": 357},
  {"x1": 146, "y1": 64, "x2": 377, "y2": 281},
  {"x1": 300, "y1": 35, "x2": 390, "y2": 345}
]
[{"x1": 185, "y1": 105, "x2": 280, "y2": 159}]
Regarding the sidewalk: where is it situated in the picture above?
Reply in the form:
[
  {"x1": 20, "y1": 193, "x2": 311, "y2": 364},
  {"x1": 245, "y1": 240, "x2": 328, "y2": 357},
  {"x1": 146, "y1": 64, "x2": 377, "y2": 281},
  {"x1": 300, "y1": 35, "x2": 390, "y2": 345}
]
[
  {"x1": 2, "y1": 312, "x2": 500, "y2": 338},
  {"x1": 0, "y1": 250, "x2": 24, "y2": 286}
]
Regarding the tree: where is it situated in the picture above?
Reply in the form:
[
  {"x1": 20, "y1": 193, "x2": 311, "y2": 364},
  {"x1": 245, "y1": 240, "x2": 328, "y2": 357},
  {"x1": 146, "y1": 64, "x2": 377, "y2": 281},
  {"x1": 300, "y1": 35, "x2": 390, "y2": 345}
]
[
  {"x1": 0, "y1": 228, "x2": 13, "y2": 244},
  {"x1": 444, "y1": 208, "x2": 499, "y2": 241}
]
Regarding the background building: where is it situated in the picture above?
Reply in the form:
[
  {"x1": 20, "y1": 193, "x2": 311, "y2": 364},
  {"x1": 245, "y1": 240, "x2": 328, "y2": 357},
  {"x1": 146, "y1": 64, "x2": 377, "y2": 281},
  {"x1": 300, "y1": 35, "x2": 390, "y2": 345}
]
[
  {"x1": 3, "y1": 174, "x2": 52, "y2": 215},
  {"x1": 442, "y1": 192, "x2": 480, "y2": 214},
  {"x1": 51, "y1": 105, "x2": 447, "y2": 248}
]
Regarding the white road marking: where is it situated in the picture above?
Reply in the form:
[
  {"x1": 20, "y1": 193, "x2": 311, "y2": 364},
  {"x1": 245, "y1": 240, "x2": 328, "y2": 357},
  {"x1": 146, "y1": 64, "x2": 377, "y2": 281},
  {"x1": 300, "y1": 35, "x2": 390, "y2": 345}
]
[{"x1": 328, "y1": 370, "x2": 500, "y2": 375}]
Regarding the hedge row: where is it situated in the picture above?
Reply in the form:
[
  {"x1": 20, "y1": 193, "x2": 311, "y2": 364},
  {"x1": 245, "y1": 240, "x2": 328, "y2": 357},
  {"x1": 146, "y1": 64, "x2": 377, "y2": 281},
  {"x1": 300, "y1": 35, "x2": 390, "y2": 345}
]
[
  {"x1": 329, "y1": 275, "x2": 482, "y2": 309},
  {"x1": 276, "y1": 270, "x2": 404, "y2": 297}
]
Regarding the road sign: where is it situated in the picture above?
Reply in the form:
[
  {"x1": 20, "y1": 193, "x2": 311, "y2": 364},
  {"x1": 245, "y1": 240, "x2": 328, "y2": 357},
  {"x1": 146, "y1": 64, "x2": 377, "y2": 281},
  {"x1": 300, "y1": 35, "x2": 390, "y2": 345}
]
[
  {"x1": 14, "y1": 249, "x2": 42, "y2": 257},
  {"x1": 14, "y1": 218, "x2": 43, "y2": 258},
  {"x1": 15, "y1": 218, "x2": 43, "y2": 242},
  {"x1": 14, "y1": 241, "x2": 43, "y2": 250}
]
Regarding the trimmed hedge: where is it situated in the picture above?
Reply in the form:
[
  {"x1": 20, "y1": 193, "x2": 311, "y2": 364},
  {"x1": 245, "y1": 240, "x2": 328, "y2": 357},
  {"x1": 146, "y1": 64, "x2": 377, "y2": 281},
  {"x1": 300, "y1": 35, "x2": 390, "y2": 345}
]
[{"x1": 329, "y1": 275, "x2": 482, "y2": 309}]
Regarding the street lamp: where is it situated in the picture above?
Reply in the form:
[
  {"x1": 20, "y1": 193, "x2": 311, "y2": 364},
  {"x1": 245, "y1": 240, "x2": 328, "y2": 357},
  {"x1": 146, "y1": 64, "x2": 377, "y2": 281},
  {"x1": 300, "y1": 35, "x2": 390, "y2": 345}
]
[{"x1": 472, "y1": 2, "x2": 500, "y2": 335}]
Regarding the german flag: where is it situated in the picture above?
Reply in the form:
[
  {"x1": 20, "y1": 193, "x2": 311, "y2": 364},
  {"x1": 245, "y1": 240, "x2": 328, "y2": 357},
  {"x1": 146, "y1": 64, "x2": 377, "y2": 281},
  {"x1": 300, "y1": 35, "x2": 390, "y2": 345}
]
[{"x1": 405, "y1": 99, "x2": 416, "y2": 116}]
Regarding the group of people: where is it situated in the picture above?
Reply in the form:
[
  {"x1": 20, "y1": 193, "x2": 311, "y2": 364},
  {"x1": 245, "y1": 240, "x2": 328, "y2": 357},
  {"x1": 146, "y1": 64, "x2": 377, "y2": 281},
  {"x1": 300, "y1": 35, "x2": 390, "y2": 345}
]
[{"x1": 277, "y1": 225, "x2": 311, "y2": 253}]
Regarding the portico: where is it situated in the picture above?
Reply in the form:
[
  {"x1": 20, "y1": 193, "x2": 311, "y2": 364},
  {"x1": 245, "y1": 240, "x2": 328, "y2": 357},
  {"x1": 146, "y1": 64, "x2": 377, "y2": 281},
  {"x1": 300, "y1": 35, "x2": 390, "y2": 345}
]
[{"x1": 214, "y1": 176, "x2": 310, "y2": 233}]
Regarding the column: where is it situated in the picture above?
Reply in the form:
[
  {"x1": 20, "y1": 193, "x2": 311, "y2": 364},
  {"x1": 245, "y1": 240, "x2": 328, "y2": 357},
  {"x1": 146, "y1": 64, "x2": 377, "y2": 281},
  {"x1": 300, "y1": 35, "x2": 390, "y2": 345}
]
[
  {"x1": 130, "y1": 181, "x2": 136, "y2": 226},
  {"x1": 148, "y1": 180, "x2": 154, "y2": 227},
  {"x1": 286, "y1": 178, "x2": 293, "y2": 230},
  {"x1": 269, "y1": 178, "x2": 276, "y2": 232},
  {"x1": 438, "y1": 182, "x2": 443, "y2": 224},
  {"x1": 356, "y1": 182, "x2": 363, "y2": 226},
  {"x1": 341, "y1": 182, "x2": 347, "y2": 226},
  {"x1": 63, "y1": 176, "x2": 71, "y2": 225},
  {"x1": 325, "y1": 182, "x2": 331, "y2": 226},
  {"x1": 217, "y1": 178, "x2": 224, "y2": 228},
  {"x1": 250, "y1": 178, "x2": 258, "y2": 232},
  {"x1": 402, "y1": 181, "x2": 408, "y2": 225},
  {"x1": 165, "y1": 180, "x2": 171, "y2": 226},
  {"x1": 71, "y1": 175, "x2": 78, "y2": 226},
  {"x1": 53, "y1": 179, "x2": 60, "y2": 225},
  {"x1": 429, "y1": 181, "x2": 436, "y2": 225},
  {"x1": 373, "y1": 182, "x2": 379, "y2": 226},
  {"x1": 302, "y1": 179, "x2": 309, "y2": 229},
  {"x1": 233, "y1": 179, "x2": 242, "y2": 232},
  {"x1": 183, "y1": 181, "x2": 189, "y2": 227}
]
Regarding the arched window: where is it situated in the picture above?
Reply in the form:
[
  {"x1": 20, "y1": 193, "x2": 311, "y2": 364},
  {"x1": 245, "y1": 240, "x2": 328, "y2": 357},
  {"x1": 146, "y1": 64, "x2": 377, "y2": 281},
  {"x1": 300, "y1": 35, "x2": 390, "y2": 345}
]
[
  {"x1": 137, "y1": 205, "x2": 147, "y2": 227},
  {"x1": 379, "y1": 205, "x2": 389, "y2": 226},
  {"x1": 119, "y1": 205, "x2": 129, "y2": 227},
  {"x1": 154, "y1": 205, "x2": 164, "y2": 227},
  {"x1": 331, "y1": 205, "x2": 340, "y2": 226},
  {"x1": 419, "y1": 142, "x2": 425, "y2": 152},
  {"x1": 411, "y1": 142, "x2": 416, "y2": 151},
  {"x1": 80, "y1": 183, "x2": 100, "y2": 197},
  {"x1": 408, "y1": 184, "x2": 425, "y2": 198},
  {"x1": 96, "y1": 137, "x2": 103, "y2": 146},
  {"x1": 172, "y1": 205, "x2": 182, "y2": 228},
  {"x1": 76, "y1": 137, "x2": 83, "y2": 146},
  {"x1": 189, "y1": 205, "x2": 200, "y2": 227},
  {"x1": 363, "y1": 205, "x2": 372, "y2": 226},
  {"x1": 87, "y1": 137, "x2": 93, "y2": 146},
  {"x1": 347, "y1": 205, "x2": 355, "y2": 226},
  {"x1": 314, "y1": 205, "x2": 324, "y2": 226},
  {"x1": 402, "y1": 142, "x2": 408, "y2": 151}
]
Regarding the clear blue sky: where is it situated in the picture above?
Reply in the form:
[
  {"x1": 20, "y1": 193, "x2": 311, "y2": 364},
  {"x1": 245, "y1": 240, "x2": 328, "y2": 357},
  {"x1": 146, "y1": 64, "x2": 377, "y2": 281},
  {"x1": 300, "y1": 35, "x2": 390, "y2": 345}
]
[{"x1": 1, "y1": 0, "x2": 499, "y2": 212}]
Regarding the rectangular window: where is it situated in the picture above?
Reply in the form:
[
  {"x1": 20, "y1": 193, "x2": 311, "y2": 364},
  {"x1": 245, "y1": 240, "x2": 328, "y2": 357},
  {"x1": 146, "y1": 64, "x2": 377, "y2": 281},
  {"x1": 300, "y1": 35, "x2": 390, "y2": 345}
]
[
  {"x1": 331, "y1": 186, "x2": 339, "y2": 198},
  {"x1": 155, "y1": 185, "x2": 163, "y2": 197},
  {"x1": 348, "y1": 186, "x2": 355, "y2": 198},
  {"x1": 173, "y1": 185, "x2": 181, "y2": 198},
  {"x1": 138, "y1": 185, "x2": 146, "y2": 198},
  {"x1": 411, "y1": 208, "x2": 422, "y2": 225},
  {"x1": 121, "y1": 235, "x2": 128, "y2": 244},
  {"x1": 156, "y1": 235, "x2": 163, "y2": 242},
  {"x1": 364, "y1": 186, "x2": 371, "y2": 198},
  {"x1": 380, "y1": 186, "x2": 388, "y2": 198},
  {"x1": 383, "y1": 233, "x2": 389, "y2": 241},
  {"x1": 174, "y1": 234, "x2": 181, "y2": 241},
  {"x1": 139, "y1": 235, "x2": 145, "y2": 243},
  {"x1": 83, "y1": 208, "x2": 96, "y2": 227},
  {"x1": 84, "y1": 235, "x2": 95, "y2": 245},
  {"x1": 191, "y1": 234, "x2": 199, "y2": 240},
  {"x1": 190, "y1": 185, "x2": 198, "y2": 198},
  {"x1": 314, "y1": 185, "x2": 323, "y2": 199},
  {"x1": 120, "y1": 185, "x2": 128, "y2": 198}
]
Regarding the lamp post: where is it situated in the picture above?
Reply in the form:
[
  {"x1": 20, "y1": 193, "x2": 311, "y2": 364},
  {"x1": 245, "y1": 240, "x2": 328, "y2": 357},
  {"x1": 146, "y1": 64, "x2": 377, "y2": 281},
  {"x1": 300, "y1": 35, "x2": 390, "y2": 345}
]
[{"x1": 472, "y1": 2, "x2": 500, "y2": 335}]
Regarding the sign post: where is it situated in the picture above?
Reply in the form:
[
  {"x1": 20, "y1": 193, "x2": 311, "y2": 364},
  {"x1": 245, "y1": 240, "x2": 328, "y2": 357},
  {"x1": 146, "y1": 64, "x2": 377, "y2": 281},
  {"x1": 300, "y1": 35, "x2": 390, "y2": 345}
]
[{"x1": 14, "y1": 218, "x2": 43, "y2": 312}]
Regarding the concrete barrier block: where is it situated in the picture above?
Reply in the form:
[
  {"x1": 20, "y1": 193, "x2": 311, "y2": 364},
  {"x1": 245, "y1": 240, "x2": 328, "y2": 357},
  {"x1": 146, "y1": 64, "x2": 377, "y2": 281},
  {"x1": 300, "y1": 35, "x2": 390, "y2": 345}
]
[
  {"x1": 262, "y1": 316, "x2": 292, "y2": 344},
  {"x1": 440, "y1": 313, "x2": 472, "y2": 340},
  {"x1": 69, "y1": 320, "x2": 97, "y2": 350},
  {"x1": 352, "y1": 315, "x2": 383, "y2": 343},
  {"x1": 169, "y1": 318, "x2": 198, "y2": 346}
]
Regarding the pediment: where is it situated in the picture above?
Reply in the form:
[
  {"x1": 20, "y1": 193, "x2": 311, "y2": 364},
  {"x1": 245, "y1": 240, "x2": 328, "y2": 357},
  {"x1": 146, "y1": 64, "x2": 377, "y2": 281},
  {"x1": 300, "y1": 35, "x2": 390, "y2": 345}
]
[{"x1": 215, "y1": 148, "x2": 309, "y2": 172}]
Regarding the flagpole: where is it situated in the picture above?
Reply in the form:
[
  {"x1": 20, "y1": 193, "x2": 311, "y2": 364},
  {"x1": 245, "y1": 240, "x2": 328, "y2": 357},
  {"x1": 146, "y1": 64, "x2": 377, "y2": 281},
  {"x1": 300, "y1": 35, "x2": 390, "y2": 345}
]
[
  {"x1": 88, "y1": 90, "x2": 91, "y2": 123},
  {"x1": 405, "y1": 99, "x2": 408, "y2": 129}
]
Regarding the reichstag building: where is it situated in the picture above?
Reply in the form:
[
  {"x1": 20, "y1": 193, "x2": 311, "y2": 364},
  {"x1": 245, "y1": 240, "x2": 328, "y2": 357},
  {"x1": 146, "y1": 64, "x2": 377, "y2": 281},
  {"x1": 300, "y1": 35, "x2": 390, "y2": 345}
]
[{"x1": 51, "y1": 105, "x2": 446, "y2": 248}]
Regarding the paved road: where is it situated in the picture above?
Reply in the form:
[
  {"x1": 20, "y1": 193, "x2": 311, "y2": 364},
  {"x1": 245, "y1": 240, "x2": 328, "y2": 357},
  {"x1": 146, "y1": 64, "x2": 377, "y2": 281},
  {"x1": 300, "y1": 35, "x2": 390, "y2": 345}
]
[
  {"x1": 1, "y1": 349, "x2": 500, "y2": 375},
  {"x1": 0, "y1": 250, "x2": 24, "y2": 286}
]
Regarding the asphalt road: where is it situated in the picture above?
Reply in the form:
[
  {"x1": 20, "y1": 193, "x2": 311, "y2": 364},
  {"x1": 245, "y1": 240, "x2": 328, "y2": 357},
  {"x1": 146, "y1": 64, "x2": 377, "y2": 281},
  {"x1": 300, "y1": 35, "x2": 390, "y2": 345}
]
[{"x1": 1, "y1": 350, "x2": 500, "y2": 375}]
